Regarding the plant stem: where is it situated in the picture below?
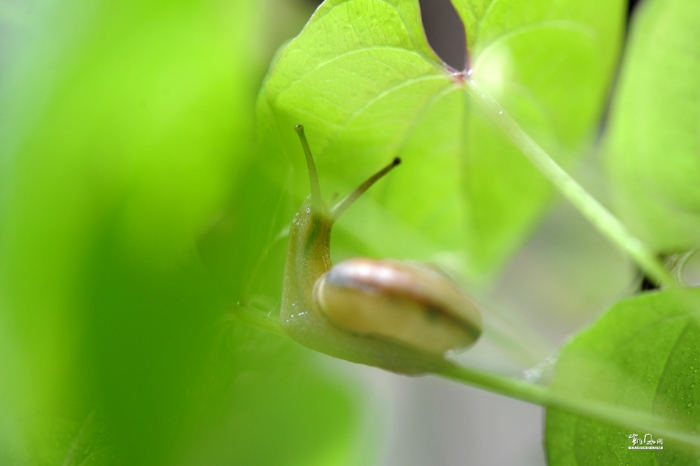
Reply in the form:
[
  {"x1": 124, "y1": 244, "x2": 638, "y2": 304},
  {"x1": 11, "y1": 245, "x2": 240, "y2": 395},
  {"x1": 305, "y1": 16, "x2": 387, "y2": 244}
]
[
  {"x1": 466, "y1": 79, "x2": 676, "y2": 289},
  {"x1": 233, "y1": 306, "x2": 700, "y2": 448},
  {"x1": 437, "y1": 363, "x2": 700, "y2": 449}
]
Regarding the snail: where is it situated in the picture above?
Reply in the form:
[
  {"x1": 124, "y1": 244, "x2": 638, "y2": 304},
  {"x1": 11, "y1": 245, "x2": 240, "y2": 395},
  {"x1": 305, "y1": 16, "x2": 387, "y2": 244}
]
[{"x1": 280, "y1": 125, "x2": 482, "y2": 374}]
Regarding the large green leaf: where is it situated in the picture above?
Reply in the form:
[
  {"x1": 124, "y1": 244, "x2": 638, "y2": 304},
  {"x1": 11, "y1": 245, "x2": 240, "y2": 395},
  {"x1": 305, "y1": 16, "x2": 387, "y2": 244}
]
[
  {"x1": 0, "y1": 0, "x2": 369, "y2": 464},
  {"x1": 545, "y1": 289, "x2": 700, "y2": 465},
  {"x1": 257, "y1": 0, "x2": 623, "y2": 278},
  {"x1": 603, "y1": 0, "x2": 700, "y2": 253}
]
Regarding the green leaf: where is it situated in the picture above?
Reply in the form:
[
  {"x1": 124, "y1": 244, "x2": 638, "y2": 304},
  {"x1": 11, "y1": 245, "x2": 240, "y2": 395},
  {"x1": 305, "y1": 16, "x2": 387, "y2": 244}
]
[
  {"x1": 545, "y1": 289, "x2": 700, "y2": 465},
  {"x1": 257, "y1": 0, "x2": 623, "y2": 278},
  {"x1": 603, "y1": 0, "x2": 700, "y2": 253},
  {"x1": 0, "y1": 0, "x2": 370, "y2": 464},
  {"x1": 0, "y1": 0, "x2": 255, "y2": 461}
]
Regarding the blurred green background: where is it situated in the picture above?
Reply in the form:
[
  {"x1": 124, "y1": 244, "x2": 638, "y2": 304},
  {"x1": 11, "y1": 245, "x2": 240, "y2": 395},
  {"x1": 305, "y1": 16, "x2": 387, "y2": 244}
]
[{"x1": 0, "y1": 0, "x2": 378, "y2": 464}]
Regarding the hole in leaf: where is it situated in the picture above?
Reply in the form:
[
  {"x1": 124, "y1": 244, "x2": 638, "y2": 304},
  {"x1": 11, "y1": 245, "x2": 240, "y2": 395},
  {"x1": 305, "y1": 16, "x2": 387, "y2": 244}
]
[
  {"x1": 418, "y1": 0, "x2": 466, "y2": 71},
  {"x1": 627, "y1": 0, "x2": 643, "y2": 19}
]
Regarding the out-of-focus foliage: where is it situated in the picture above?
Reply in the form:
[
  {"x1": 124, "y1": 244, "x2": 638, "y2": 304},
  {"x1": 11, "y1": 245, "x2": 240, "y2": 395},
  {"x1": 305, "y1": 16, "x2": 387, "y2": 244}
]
[
  {"x1": 604, "y1": 0, "x2": 700, "y2": 253},
  {"x1": 0, "y1": 0, "x2": 369, "y2": 464},
  {"x1": 545, "y1": 0, "x2": 700, "y2": 462},
  {"x1": 257, "y1": 0, "x2": 624, "y2": 280},
  {"x1": 545, "y1": 289, "x2": 700, "y2": 465}
]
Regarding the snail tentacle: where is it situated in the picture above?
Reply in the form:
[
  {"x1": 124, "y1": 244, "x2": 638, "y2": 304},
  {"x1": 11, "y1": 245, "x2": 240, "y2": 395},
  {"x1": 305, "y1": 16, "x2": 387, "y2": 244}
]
[{"x1": 330, "y1": 157, "x2": 401, "y2": 220}]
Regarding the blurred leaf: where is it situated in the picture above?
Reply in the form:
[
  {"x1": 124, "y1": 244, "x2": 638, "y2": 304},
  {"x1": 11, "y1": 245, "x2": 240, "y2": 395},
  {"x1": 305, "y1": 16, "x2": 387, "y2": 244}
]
[
  {"x1": 545, "y1": 289, "x2": 700, "y2": 465},
  {"x1": 0, "y1": 0, "x2": 255, "y2": 460},
  {"x1": 257, "y1": 0, "x2": 623, "y2": 279},
  {"x1": 177, "y1": 323, "x2": 375, "y2": 466},
  {"x1": 0, "y1": 0, "x2": 372, "y2": 465},
  {"x1": 22, "y1": 411, "x2": 114, "y2": 466},
  {"x1": 603, "y1": 0, "x2": 700, "y2": 253}
]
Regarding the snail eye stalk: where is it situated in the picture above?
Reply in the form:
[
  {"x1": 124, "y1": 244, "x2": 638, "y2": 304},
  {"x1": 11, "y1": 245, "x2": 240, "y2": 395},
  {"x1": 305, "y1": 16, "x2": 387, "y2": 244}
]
[{"x1": 330, "y1": 157, "x2": 401, "y2": 221}]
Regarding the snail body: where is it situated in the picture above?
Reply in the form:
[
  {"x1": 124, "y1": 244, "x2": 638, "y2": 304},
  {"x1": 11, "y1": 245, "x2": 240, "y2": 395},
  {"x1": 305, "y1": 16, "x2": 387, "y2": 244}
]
[{"x1": 280, "y1": 125, "x2": 481, "y2": 374}]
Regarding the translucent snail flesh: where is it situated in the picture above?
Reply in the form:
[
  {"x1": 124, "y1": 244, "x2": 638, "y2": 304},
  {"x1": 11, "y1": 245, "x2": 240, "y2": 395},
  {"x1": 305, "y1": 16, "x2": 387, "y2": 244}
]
[{"x1": 280, "y1": 125, "x2": 481, "y2": 374}]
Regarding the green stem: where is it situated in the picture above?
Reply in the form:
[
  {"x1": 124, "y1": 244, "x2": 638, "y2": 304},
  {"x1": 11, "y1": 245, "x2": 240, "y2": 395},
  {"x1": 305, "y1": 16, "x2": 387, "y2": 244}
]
[
  {"x1": 233, "y1": 307, "x2": 699, "y2": 449},
  {"x1": 437, "y1": 363, "x2": 700, "y2": 449},
  {"x1": 467, "y1": 79, "x2": 676, "y2": 289}
]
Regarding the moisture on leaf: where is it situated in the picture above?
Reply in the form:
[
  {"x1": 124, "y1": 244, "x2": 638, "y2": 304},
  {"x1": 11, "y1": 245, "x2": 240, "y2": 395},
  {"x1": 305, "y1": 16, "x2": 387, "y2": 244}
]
[{"x1": 546, "y1": 289, "x2": 700, "y2": 465}]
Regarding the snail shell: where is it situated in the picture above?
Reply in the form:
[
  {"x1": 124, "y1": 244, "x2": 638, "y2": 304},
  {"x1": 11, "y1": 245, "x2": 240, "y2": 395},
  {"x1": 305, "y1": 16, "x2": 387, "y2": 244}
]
[
  {"x1": 280, "y1": 125, "x2": 482, "y2": 374},
  {"x1": 314, "y1": 258, "x2": 481, "y2": 355}
]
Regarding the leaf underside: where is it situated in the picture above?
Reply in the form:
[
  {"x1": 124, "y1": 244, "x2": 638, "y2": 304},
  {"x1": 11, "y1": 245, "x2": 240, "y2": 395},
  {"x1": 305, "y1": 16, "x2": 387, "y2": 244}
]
[{"x1": 258, "y1": 0, "x2": 623, "y2": 279}]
